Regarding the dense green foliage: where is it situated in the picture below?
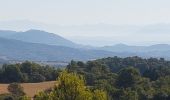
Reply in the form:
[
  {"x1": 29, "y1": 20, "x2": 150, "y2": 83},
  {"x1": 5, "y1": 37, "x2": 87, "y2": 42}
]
[
  {"x1": 1, "y1": 56, "x2": 170, "y2": 100},
  {"x1": 34, "y1": 71, "x2": 107, "y2": 100},
  {"x1": 0, "y1": 93, "x2": 15, "y2": 100},
  {"x1": 0, "y1": 61, "x2": 61, "y2": 83},
  {"x1": 67, "y1": 56, "x2": 170, "y2": 100}
]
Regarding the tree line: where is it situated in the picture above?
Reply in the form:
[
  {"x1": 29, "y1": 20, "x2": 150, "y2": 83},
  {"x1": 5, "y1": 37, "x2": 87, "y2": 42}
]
[
  {"x1": 0, "y1": 61, "x2": 61, "y2": 83},
  {"x1": 0, "y1": 56, "x2": 170, "y2": 100},
  {"x1": 67, "y1": 56, "x2": 170, "y2": 100},
  {"x1": 0, "y1": 71, "x2": 107, "y2": 100}
]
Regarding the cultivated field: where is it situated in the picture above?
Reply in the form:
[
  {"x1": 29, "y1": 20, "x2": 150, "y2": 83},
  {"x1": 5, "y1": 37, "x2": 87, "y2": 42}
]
[{"x1": 0, "y1": 81, "x2": 56, "y2": 97}]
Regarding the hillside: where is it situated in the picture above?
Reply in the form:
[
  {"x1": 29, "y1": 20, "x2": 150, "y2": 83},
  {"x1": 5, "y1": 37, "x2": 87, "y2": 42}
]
[
  {"x1": 1, "y1": 29, "x2": 170, "y2": 61},
  {"x1": 67, "y1": 56, "x2": 170, "y2": 100},
  {"x1": 99, "y1": 44, "x2": 170, "y2": 59},
  {"x1": 100, "y1": 44, "x2": 170, "y2": 53},
  {"x1": 0, "y1": 30, "x2": 78, "y2": 48},
  {"x1": 0, "y1": 37, "x2": 120, "y2": 61}
]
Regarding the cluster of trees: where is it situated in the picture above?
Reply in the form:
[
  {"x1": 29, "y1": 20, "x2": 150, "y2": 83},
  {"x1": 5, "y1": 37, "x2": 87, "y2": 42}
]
[
  {"x1": 0, "y1": 61, "x2": 61, "y2": 83},
  {"x1": 0, "y1": 71, "x2": 107, "y2": 100},
  {"x1": 0, "y1": 56, "x2": 170, "y2": 100},
  {"x1": 34, "y1": 71, "x2": 107, "y2": 100},
  {"x1": 67, "y1": 56, "x2": 170, "y2": 100}
]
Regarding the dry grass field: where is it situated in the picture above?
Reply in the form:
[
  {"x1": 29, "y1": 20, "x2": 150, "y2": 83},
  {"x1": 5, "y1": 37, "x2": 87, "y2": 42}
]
[{"x1": 0, "y1": 81, "x2": 56, "y2": 97}]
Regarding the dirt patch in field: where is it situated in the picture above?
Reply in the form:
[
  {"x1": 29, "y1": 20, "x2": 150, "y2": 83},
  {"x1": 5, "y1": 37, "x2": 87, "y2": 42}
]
[
  {"x1": 0, "y1": 81, "x2": 56, "y2": 97},
  {"x1": 0, "y1": 84, "x2": 8, "y2": 94}
]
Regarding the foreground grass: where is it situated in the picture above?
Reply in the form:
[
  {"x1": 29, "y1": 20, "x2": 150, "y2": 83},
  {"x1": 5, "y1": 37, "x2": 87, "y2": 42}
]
[{"x1": 0, "y1": 81, "x2": 56, "y2": 98}]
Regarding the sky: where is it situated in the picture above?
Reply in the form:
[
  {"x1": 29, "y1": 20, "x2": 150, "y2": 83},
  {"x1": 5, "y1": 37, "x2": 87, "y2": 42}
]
[
  {"x1": 1, "y1": 0, "x2": 170, "y2": 25},
  {"x1": 0, "y1": 0, "x2": 170, "y2": 46}
]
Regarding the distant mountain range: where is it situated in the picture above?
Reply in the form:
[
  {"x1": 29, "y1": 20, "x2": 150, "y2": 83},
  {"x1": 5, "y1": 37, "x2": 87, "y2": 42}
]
[
  {"x1": 0, "y1": 36, "x2": 123, "y2": 61},
  {"x1": 99, "y1": 44, "x2": 170, "y2": 59},
  {"x1": 0, "y1": 30, "x2": 78, "y2": 47},
  {"x1": 2, "y1": 20, "x2": 170, "y2": 35},
  {"x1": 1, "y1": 29, "x2": 170, "y2": 62},
  {"x1": 100, "y1": 44, "x2": 170, "y2": 53},
  {"x1": 1, "y1": 20, "x2": 170, "y2": 46}
]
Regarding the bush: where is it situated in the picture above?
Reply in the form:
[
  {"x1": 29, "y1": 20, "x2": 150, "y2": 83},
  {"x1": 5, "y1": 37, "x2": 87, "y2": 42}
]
[
  {"x1": 0, "y1": 94, "x2": 15, "y2": 100},
  {"x1": 8, "y1": 83, "x2": 25, "y2": 97}
]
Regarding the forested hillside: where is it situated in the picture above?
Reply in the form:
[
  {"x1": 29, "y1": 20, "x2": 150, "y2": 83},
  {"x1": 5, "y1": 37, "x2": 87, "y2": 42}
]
[
  {"x1": 67, "y1": 56, "x2": 170, "y2": 100},
  {"x1": 0, "y1": 57, "x2": 170, "y2": 100}
]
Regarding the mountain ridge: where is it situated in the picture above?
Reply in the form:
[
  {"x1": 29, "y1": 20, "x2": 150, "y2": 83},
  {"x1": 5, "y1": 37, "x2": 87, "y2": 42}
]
[
  {"x1": 100, "y1": 43, "x2": 170, "y2": 53},
  {"x1": 1, "y1": 29, "x2": 170, "y2": 61},
  {"x1": 0, "y1": 37, "x2": 122, "y2": 61},
  {"x1": 0, "y1": 29, "x2": 79, "y2": 48}
]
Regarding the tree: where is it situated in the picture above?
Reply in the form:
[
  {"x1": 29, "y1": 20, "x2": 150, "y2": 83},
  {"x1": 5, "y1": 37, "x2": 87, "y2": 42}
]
[
  {"x1": 35, "y1": 71, "x2": 107, "y2": 100},
  {"x1": 116, "y1": 67, "x2": 141, "y2": 88},
  {"x1": 152, "y1": 76, "x2": 170, "y2": 100},
  {"x1": 93, "y1": 90, "x2": 107, "y2": 100},
  {"x1": 0, "y1": 62, "x2": 60, "y2": 83},
  {"x1": 29, "y1": 73, "x2": 46, "y2": 82},
  {"x1": 19, "y1": 96, "x2": 31, "y2": 100},
  {"x1": 0, "y1": 94, "x2": 15, "y2": 100},
  {"x1": 3, "y1": 65, "x2": 23, "y2": 83},
  {"x1": 8, "y1": 83, "x2": 25, "y2": 97},
  {"x1": 119, "y1": 89, "x2": 139, "y2": 100},
  {"x1": 20, "y1": 61, "x2": 33, "y2": 74}
]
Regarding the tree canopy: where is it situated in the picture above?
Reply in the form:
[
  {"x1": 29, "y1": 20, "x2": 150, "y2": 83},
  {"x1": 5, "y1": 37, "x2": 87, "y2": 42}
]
[
  {"x1": 35, "y1": 71, "x2": 107, "y2": 100},
  {"x1": 0, "y1": 61, "x2": 61, "y2": 83},
  {"x1": 67, "y1": 56, "x2": 170, "y2": 100}
]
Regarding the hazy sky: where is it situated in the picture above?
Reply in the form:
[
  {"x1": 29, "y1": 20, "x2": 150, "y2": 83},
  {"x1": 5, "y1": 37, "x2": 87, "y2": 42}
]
[
  {"x1": 0, "y1": 0, "x2": 170, "y2": 46},
  {"x1": 0, "y1": 0, "x2": 170, "y2": 25}
]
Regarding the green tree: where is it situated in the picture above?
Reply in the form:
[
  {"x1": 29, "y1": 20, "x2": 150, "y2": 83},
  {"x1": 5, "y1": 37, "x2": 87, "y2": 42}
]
[
  {"x1": 119, "y1": 89, "x2": 139, "y2": 100},
  {"x1": 29, "y1": 73, "x2": 46, "y2": 82},
  {"x1": 116, "y1": 67, "x2": 141, "y2": 88},
  {"x1": 19, "y1": 96, "x2": 31, "y2": 100},
  {"x1": 20, "y1": 61, "x2": 33, "y2": 74},
  {"x1": 0, "y1": 94, "x2": 15, "y2": 100},
  {"x1": 3, "y1": 65, "x2": 23, "y2": 83},
  {"x1": 93, "y1": 90, "x2": 107, "y2": 100},
  {"x1": 35, "y1": 71, "x2": 107, "y2": 100},
  {"x1": 8, "y1": 83, "x2": 25, "y2": 97}
]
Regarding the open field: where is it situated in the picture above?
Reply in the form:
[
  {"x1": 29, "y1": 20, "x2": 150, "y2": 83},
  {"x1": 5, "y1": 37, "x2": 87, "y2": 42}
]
[{"x1": 0, "y1": 81, "x2": 56, "y2": 97}]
